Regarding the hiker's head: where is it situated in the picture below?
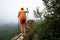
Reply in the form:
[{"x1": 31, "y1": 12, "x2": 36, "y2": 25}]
[{"x1": 21, "y1": 8, "x2": 24, "y2": 10}]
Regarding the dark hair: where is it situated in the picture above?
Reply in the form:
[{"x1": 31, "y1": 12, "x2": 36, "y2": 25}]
[{"x1": 21, "y1": 8, "x2": 24, "y2": 10}]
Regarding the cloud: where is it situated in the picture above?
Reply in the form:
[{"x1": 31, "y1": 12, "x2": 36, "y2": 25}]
[{"x1": 0, "y1": 0, "x2": 44, "y2": 23}]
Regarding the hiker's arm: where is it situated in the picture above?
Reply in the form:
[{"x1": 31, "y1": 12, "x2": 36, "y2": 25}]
[
  {"x1": 25, "y1": 8, "x2": 29, "y2": 13},
  {"x1": 27, "y1": 8, "x2": 29, "y2": 13},
  {"x1": 25, "y1": 11, "x2": 29, "y2": 13},
  {"x1": 18, "y1": 11, "x2": 20, "y2": 17}
]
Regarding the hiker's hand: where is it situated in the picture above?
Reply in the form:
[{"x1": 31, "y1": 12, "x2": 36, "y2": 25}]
[{"x1": 26, "y1": 8, "x2": 28, "y2": 10}]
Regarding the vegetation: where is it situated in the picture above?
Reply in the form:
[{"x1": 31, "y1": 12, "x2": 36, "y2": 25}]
[
  {"x1": 32, "y1": 0, "x2": 60, "y2": 40},
  {"x1": 0, "y1": 23, "x2": 19, "y2": 40}
]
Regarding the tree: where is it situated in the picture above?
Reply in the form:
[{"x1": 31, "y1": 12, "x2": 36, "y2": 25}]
[
  {"x1": 32, "y1": 0, "x2": 60, "y2": 40},
  {"x1": 33, "y1": 7, "x2": 43, "y2": 20},
  {"x1": 42, "y1": 0, "x2": 60, "y2": 40}
]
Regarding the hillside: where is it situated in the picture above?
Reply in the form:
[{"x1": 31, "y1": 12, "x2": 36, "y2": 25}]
[{"x1": 0, "y1": 23, "x2": 19, "y2": 40}]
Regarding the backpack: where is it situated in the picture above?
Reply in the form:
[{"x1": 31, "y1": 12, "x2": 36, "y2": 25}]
[{"x1": 19, "y1": 10, "x2": 26, "y2": 20}]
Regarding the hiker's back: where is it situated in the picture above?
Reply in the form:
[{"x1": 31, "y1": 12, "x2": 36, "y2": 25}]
[{"x1": 19, "y1": 10, "x2": 26, "y2": 20}]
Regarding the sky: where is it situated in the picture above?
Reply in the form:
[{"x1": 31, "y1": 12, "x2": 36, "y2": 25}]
[{"x1": 0, "y1": 0, "x2": 45, "y2": 24}]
